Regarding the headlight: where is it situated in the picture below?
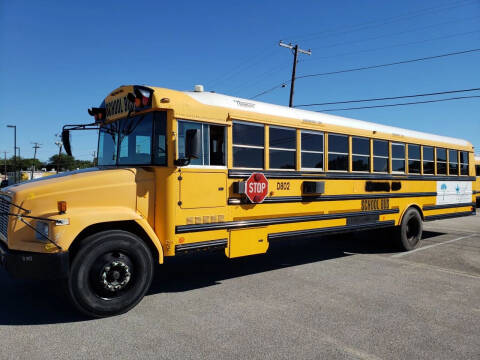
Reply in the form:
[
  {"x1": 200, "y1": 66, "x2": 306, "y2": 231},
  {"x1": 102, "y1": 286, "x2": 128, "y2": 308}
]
[{"x1": 35, "y1": 221, "x2": 50, "y2": 241}]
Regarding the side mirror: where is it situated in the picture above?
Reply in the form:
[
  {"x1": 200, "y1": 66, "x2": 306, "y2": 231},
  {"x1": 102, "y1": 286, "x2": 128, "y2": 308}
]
[
  {"x1": 62, "y1": 129, "x2": 72, "y2": 156},
  {"x1": 185, "y1": 129, "x2": 201, "y2": 159}
]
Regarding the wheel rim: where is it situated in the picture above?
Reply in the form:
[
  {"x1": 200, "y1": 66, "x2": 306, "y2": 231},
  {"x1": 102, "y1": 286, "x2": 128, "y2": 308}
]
[
  {"x1": 89, "y1": 251, "x2": 134, "y2": 300},
  {"x1": 405, "y1": 216, "x2": 420, "y2": 244}
]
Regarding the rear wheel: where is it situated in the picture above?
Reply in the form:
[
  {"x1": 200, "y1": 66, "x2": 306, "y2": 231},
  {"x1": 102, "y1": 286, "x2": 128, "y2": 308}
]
[
  {"x1": 67, "y1": 230, "x2": 154, "y2": 318},
  {"x1": 395, "y1": 208, "x2": 423, "y2": 251}
]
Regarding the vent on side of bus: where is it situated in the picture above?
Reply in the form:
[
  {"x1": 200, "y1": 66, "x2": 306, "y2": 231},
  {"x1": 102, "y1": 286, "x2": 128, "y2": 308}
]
[
  {"x1": 365, "y1": 181, "x2": 390, "y2": 192},
  {"x1": 303, "y1": 181, "x2": 325, "y2": 195}
]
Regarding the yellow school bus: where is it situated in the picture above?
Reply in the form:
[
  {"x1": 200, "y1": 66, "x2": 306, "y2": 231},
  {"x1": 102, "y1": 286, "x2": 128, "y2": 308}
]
[{"x1": 0, "y1": 84, "x2": 476, "y2": 317}]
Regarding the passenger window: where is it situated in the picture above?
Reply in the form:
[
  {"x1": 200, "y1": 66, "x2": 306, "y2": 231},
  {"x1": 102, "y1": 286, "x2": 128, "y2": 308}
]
[
  {"x1": 352, "y1": 137, "x2": 370, "y2": 172},
  {"x1": 301, "y1": 131, "x2": 324, "y2": 170},
  {"x1": 373, "y1": 140, "x2": 389, "y2": 172},
  {"x1": 233, "y1": 122, "x2": 264, "y2": 169},
  {"x1": 328, "y1": 134, "x2": 348, "y2": 171},
  {"x1": 391, "y1": 143, "x2": 405, "y2": 173},
  {"x1": 459, "y1": 151, "x2": 469, "y2": 175},
  {"x1": 423, "y1": 146, "x2": 434, "y2": 175},
  {"x1": 448, "y1": 150, "x2": 458, "y2": 175},
  {"x1": 269, "y1": 127, "x2": 296, "y2": 169},
  {"x1": 178, "y1": 120, "x2": 225, "y2": 166},
  {"x1": 436, "y1": 148, "x2": 447, "y2": 175},
  {"x1": 408, "y1": 144, "x2": 421, "y2": 174}
]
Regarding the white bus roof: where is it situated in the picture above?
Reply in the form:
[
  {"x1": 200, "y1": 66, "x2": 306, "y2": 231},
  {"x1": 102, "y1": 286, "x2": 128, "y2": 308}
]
[{"x1": 184, "y1": 91, "x2": 471, "y2": 147}]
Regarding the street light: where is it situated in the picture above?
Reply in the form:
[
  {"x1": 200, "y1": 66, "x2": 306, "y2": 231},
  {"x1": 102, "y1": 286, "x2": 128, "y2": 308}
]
[{"x1": 6, "y1": 125, "x2": 16, "y2": 183}]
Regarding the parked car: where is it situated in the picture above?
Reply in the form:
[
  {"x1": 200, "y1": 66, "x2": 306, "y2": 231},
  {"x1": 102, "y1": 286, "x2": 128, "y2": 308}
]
[{"x1": 0, "y1": 179, "x2": 8, "y2": 188}]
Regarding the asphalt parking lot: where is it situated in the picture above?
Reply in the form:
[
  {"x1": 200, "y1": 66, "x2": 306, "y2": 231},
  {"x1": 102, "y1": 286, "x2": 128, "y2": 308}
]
[{"x1": 1, "y1": 211, "x2": 479, "y2": 360}]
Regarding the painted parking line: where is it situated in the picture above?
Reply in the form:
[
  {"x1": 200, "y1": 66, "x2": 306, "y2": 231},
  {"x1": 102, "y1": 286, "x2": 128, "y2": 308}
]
[{"x1": 391, "y1": 234, "x2": 478, "y2": 258}]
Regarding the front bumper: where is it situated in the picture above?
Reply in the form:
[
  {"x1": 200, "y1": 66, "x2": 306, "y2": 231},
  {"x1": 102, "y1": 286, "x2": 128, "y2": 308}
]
[{"x1": 0, "y1": 241, "x2": 69, "y2": 280}]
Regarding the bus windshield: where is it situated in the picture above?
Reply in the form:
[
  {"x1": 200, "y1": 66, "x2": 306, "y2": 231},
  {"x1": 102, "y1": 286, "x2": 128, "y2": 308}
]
[{"x1": 97, "y1": 112, "x2": 167, "y2": 166}]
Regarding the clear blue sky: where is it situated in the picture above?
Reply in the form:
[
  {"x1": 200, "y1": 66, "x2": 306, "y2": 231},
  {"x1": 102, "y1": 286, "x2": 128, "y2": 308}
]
[{"x1": 1, "y1": 0, "x2": 479, "y2": 161}]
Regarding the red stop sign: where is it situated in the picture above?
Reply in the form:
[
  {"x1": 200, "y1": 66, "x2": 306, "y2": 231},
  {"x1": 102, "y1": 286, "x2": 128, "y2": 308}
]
[{"x1": 245, "y1": 173, "x2": 269, "y2": 203}]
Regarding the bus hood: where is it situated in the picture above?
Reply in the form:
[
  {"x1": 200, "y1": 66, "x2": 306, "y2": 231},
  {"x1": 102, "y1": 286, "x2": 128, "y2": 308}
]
[
  {"x1": 2, "y1": 167, "x2": 142, "y2": 221},
  {"x1": 1, "y1": 167, "x2": 156, "y2": 252}
]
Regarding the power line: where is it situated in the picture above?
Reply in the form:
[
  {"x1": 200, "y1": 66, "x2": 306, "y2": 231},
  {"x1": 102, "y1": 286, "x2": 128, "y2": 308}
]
[
  {"x1": 250, "y1": 48, "x2": 480, "y2": 99},
  {"x1": 306, "y1": 15, "x2": 480, "y2": 54},
  {"x1": 283, "y1": 0, "x2": 475, "y2": 43},
  {"x1": 301, "y1": 29, "x2": 480, "y2": 65},
  {"x1": 296, "y1": 47, "x2": 480, "y2": 80},
  {"x1": 315, "y1": 95, "x2": 480, "y2": 112},
  {"x1": 295, "y1": 87, "x2": 480, "y2": 107}
]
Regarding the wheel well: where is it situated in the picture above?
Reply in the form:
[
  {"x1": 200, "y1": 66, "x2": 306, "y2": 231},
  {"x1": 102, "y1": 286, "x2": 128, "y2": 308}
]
[
  {"x1": 69, "y1": 221, "x2": 160, "y2": 262},
  {"x1": 401, "y1": 204, "x2": 424, "y2": 224}
]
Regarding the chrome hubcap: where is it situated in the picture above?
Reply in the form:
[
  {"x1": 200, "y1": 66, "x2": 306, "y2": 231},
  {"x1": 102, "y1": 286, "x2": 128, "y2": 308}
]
[{"x1": 101, "y1": 260, "x2": 131, "y2": 292}]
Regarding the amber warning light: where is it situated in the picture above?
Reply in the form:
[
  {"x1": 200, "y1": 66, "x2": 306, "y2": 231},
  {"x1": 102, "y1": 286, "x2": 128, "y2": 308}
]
[
  {"x1": 57, "y1": 201, "x2": 67, "y2": 214},
  {"x1": 88, "y1": 107, "x2": 106, "y2": 123},
  {"x1": 127, "y1": 87, "x2": 153, "y2": 109}
]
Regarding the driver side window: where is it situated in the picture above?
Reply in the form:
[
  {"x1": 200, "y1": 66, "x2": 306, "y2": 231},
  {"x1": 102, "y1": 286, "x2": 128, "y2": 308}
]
[{"x1": 177, "y1": 120, "x2": 226, "y2": 166}]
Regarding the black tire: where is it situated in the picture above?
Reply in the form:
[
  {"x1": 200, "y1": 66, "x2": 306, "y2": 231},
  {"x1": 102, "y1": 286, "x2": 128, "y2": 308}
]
[
  {"x1": 395, "y1": 208, "x2": 423, "y2": 251},
  {"x1": 67, "y1": 230, "x2": 154, "y2": 318}
]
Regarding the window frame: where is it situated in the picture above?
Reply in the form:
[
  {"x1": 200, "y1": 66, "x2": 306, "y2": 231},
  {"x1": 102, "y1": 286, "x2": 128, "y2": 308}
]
[
  {"x1": 436, "y1": 147, "x2": 447, "y2": 175},
  {"x1": 459, "y1": 151, "x2": 469, "y2": 176},
  {"x1": 327, "y1": 133, "x2": 349, "y2": 172},
  {"x1": 448, "y1": 149, "x2": 459, "y2": 176},
  {"x1": 407, "y1": 144, "x2": 421, "y2": 175},
  {"x1": 372, "y1": 139, "x2": 389, "y2": 173},
  {"x1": 269, "y1": 125, "x2": 297, "y2": 170},
  {"x1": 177, "y1": 118, "x2": 227, "y2": 169},
  {"x1": 300, "y1": 129, "x2": 324, "y2": 171},
  {"x1": 351, "y1": 136, "x2": 370, "y2": 173},
  {"x1": 232, "y1": 120, "x2": 265, "y2": 170},
  {"x1": 422, "y1": 146, "x2": 434, "y2": 176},
  {"x1": 391, "y1": 142, "x2": 406, "y2": 174}
]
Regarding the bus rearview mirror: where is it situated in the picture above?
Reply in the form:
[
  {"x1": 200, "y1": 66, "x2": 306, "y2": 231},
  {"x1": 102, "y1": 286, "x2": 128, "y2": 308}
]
[{"x1": 62, "y1": 130, "x2": 72, "y2": 156}]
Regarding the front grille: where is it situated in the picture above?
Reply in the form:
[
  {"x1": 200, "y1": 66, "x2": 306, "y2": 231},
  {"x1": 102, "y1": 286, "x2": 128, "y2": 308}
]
[{"x1": 0, "y1": 194, "x2": 11, "y2": 243}]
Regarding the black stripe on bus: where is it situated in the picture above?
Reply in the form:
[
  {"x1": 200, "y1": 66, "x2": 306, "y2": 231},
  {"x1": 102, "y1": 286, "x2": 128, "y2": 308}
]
[
  {"x1": 423, "y1": 202, "x2": 475, "y2": 211},
  {"x1": 228, "y1": 192, "x2": 437, "y2": 205},
  {"x1": 228, "y1": 169, "x2": 476, "y2": 181},
  {"x1": 473, "y1": 190, "x2": 479, "y2": 195},
  {"x1": 268, "y1": 220, "x2": 396, "y2": 241},
  {"x1": 175, "y1": 239, "x2": 227, "y2": 254},
  {"x1": 424, "y1": 211, "x2": 475, "y2": 222},
  {"x1": 175, "y1": 209, "x2": 399, "y2": 234}
]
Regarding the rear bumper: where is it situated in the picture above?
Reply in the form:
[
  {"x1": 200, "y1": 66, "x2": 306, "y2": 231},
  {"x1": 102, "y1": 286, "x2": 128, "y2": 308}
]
[{"x1": 0, "y1": 241, "x2": 69, "y2": 280}]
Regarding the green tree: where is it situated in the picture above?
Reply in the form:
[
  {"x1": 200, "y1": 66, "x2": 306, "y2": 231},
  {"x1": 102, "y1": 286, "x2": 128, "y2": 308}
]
[{"x1": 48, "y1": 154, "x2": 76, "y2": 171}]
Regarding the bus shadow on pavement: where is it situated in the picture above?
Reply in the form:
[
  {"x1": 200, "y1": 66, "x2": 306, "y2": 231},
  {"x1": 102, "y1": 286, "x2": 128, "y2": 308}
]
[
  {"x1": 0, "y1": 229, "x2": 445, "y2": 325},
  {"x1": 148, "y1": 229, "x2": 445, "y2": 294},
  {"x1": 0, "y1": 274, "x2": 85, "y2": 325}
]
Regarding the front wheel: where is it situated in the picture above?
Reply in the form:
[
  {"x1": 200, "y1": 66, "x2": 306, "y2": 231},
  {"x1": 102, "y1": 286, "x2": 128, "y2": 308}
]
[
  {"x1": 67, "y1": 230, "x2": 154, "y2": 318},
  {"x1": 395, "y1": 208, "x2": 423, "y2": 251}
]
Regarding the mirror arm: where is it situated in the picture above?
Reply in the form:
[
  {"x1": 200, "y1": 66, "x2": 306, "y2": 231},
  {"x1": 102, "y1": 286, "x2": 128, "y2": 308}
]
[{"x1": 174, "y1": 157, "x2": 191, "y2": 167}]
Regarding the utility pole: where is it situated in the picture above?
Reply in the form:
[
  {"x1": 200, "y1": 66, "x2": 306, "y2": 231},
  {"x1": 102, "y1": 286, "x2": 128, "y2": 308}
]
[
  {"x1": 91, "y1": 151, "x2": 97, "y2": 166},
  {"x1": 279, "y1": 41, "x2": 312, "y2": 107},
  {"x1": 2, "y1": 151, "x2": 7, "y2": 181},
  {"x1": 31, "y1": 142, "x2": 41, "y2": 179},
  {"x1": 6, "y1": 125, "x2": 16, "y2": 183},
  {"x1": 55, "y1": 141, "x2": 63, "y2": 174}
]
